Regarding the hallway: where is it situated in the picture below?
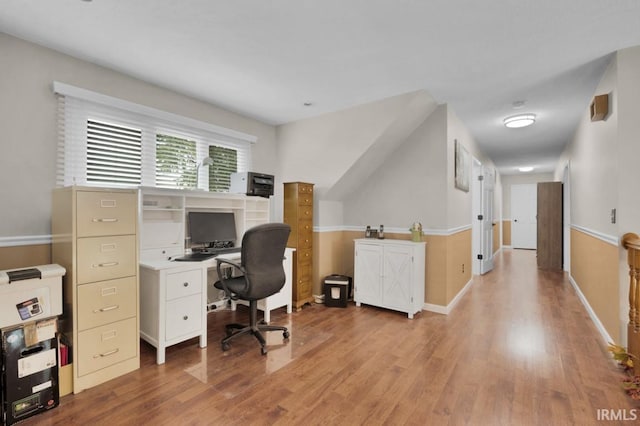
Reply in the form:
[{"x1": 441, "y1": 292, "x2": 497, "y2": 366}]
[{"x1": 21, "y1": 249, "x2": 639, "y2": 425}]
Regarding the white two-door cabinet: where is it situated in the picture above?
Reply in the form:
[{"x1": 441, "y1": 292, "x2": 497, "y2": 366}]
[{"x1": 354, "y1": 239, "x2": 425, "y2": 319}]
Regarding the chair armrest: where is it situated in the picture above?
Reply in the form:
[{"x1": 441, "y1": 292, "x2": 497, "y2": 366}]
[{"x1": 215, "y1": 258, "x2": 247, "y2": 299}]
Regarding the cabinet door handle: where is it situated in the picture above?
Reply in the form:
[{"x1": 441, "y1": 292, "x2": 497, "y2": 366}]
[
  {"x1": 92, "y1": 218, "x2": 118, "y2": 223},
  {"x1": 183, "y1": 315, "x2": 189, "y2": 321},
  {"x1": 94, "y1": 305, "x2": 119, "y2": 313},
  {"x1": 183, "y1": 282, "x2": 189, "y2": 287},
  {"x1": 94, "y1": 348, "x2": 119, "y2": 358},
  {"x1": 94, "y1": 262, "x2": 119, "y2": 268}
]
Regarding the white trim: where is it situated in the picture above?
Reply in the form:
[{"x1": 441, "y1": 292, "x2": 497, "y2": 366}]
[
  {"x1": 503, "y1": 245, "x2": 513, "y2": 249},
  {"x1": 314, "y1": 226, "x2": 345, "y2": 233},
  {"x1": 423, "y1": 278, "x2": 474, "y2": 315},
  {"x1": 568, "y1": 274, "x2": 614, "y2": 344},
  {"x1": 571, "y1": 224, "x2": 618, "y2": 246},
  {"x1": 319, "y1": 224, "x2": 472, "y2": 236},
  {"x1": 0, "y1": 235, "x2": 52, "y2": 247},
  {"x1": 52, "y1": 81, "x2": 257, "y2": 144}
]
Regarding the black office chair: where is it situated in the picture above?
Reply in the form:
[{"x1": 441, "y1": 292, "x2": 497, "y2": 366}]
[{"x1": 214, "y1": 223, "x2": 291, "y2": 355}]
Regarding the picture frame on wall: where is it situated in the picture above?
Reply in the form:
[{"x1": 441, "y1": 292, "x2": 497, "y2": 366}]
[{"x1": 455, "y1": 139, "x2": 470, "y2": 192}]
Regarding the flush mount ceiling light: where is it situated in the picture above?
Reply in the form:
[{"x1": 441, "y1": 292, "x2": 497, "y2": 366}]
[
  {"x1": 518, "y1": 166, "x2": 534, "y2": 172},
  {"x1": 504, "y1": 114, "x2": 536, "y2": 128}
]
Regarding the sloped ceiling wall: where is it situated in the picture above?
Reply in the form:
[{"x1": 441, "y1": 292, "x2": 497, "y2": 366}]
[{"x1": 276, "y1": 90, "x2": 439, "y2": 227}]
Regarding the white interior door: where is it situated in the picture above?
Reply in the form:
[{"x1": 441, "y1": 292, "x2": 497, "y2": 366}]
[
  {"x1": 511, "y1": 184, "x2": 537, "y2": 249},
  {"x1": 479, "y1": 167, "x2": 494, "y2": 274}
]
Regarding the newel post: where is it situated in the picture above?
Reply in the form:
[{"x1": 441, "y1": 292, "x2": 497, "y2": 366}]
[{"x1": 622, "y1": 233, "x2": 640, "y2": 373}]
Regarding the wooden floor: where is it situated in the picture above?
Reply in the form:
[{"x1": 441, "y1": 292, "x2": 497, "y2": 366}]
[{"x1": 21, "y1": 249, "x2": 639, "y2": 425}]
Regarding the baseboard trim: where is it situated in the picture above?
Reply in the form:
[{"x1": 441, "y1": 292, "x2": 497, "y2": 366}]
[
  {"x1": 423, "y1": 278, "x2": 474, "y2": 315},
  {"x1": 568, "y1": 274, "x2": 614, "y2": 344}
]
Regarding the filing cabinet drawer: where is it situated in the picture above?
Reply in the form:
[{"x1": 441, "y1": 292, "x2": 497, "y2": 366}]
[
  {"x1": 77, "y1": 235, "x2": 137, "y2": 284},
  {"x1": 165, "y1": 294, "x2": 202, "y2": 341},
  {"x1": 76, "y1": 191, "x2": 137, "y2": 237},
  {"x1": 77, "y1": 277, "x2": 137, "y2": 331},
  {"x1": 77, "y1": 317, "x2": 137, "y2": 377},
  {"x1": 166, "y1": 269, "x2": 202, "y2": 300}
]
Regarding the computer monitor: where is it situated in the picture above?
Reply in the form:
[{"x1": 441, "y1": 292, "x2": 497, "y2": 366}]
[{"x1": 188, "y1": 212, "x2": 237, "y2": 247}]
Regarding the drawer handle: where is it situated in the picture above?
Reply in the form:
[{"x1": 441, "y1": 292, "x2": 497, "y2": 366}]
[
  {"x1": 92, "y1": 218, "x2": 119, "y2": 223},
  {"x1": 94, "y1": 348, "x2": 119, "y2": 358},
  {"x1": 94, "y1": 262, "x2": 119, "y2": 268},
  {"x1": 183, "y1": 282, "x2": 189, "y2": 287},
  {"x1": 183, "y1": 315, "x2": 189, "y2": 321},
  {"x1": 94, "y1": 305, "x2": 119, "y2": 313}
]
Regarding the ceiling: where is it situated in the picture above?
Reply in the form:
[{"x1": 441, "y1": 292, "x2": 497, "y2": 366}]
[{"x1": 2, "y1": 0, "x2": 640, "y2": 175}]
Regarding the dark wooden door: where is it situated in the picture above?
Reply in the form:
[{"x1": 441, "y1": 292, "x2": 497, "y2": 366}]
[{"x1": 537, "y1": 182, "x2": 563, "y2": 270}]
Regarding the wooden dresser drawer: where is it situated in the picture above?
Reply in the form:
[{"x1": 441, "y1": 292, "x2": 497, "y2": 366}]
[
  {"x1": 76, "y1": 191, "x2": 137, "y2": 237},
  {"x1": 77, "y1": 277, "x2": 137, "y2": 331},
  {"x1": 298, "y1": 205, "x2": 313, "y2": 220},
  {"x1": 297, "y1": 184, "x2": 314, "y2": 195},
  {"x1": 77, "y1": 235, "x2": 137, "y2": 284},
  {"x1": 297, "y1": 229, "x2": 313, "y2": 249},
  {"x1": 166, "y1": 269, "x2": 202, "y2": 301},
  {"x1": 165, "y1": 294, "x2": 202, "y2": 341},
  {"x1": 297, "y1": 248, "x2": 312, "y2": 265},
  {"x1": 298, "y1": 193, "x2": 313, "y2": 206},
  {"x1": 77, "y1": 317, "x2": 137, "y2": 377}
]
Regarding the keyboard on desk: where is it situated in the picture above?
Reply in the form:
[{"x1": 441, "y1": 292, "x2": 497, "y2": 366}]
[
  {"x1": 173, "y1": 247, "x2": 241, "y2": 262},
  {"x1": 211, "y1": 246, "x2": 241, "y2": 255},
  {"x1": 173, "y1": 252, "x2": 217, "y2": 262}
]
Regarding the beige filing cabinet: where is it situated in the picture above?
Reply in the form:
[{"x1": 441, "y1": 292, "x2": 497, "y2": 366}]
[
  {"x1": 283, "y1": 182, "x2": 314, "y2": 310},
  {"x1": 52, "y1": 186, "x2": 140, "y2": 393}
]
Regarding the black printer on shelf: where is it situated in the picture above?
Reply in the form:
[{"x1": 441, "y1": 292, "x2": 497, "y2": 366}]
[{"x1": 229, "y1": 172, "x2": 274, "y2": 197}]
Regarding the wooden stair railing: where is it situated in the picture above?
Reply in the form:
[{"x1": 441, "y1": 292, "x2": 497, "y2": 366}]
[{"x1": 622, "y1": 232, "x2": 640, "y2": 372}]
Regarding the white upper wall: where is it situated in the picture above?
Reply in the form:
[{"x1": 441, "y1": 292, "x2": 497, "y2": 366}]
[
  {"x1": 342, "y1": 104, "x2": 448, "y2": 230},
  {"x1": 0, "y1": 33, "x2": 278, "y2": 239},
  {"x1": 560, "y1": 54, "x2": 618, "y2": 236},
  {"x1": 616, "y1": 46, "x2": 640, "y2": 240}
]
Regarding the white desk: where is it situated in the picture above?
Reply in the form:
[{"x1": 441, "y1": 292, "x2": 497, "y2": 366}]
[{"x1": 139, "y1": 248, "x2": 293, "y2": 364}]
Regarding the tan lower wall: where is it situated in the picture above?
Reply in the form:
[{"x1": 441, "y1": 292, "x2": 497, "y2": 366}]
[
  {"x1": 314, "y1": 229, "x2": 471, "y2": 310},
  {"x1": 503, "y1": 220, "x2": 511, "y2": 246},
  {"x1": 445, "y1": 229, "x2": 472, "y2": 305},
  {"x1": 570, "y1": 228, "x2": 620, "y2": 342},
  {"x1": 492, "y1": 223, "x2": 500, "y2": 254},
  {"x1": 0, "y1": 244, "x2": 51, "y2": 270},
  {"x1": 313, "y1": 231, "x2": 351, "y2": 295}
]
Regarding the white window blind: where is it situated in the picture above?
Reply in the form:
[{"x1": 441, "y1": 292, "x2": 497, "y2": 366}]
[
  {"x1": 87, "y1": 119, "x2": 142, "y2": 185},
  {"x1": 54, "y1": 82, "x2": 255, "y2": 190},
  {"x1": 155, "y1": 134, "x2": 197, "y2": 189}
]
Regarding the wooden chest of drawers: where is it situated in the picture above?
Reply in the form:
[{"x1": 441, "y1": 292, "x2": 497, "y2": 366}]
[
  {"x1": 52, "y1": 186, "x2": 140, "y2": 393},
  {"x1": 283, "y1": 182, "x2": 314, "y2": 310}
]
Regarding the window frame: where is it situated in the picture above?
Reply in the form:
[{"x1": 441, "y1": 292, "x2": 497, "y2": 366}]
[{"x1": 54, "y1": 82, "x2": 255, "y2": 190}]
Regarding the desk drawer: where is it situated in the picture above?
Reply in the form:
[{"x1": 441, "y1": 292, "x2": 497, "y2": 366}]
[
  {"x1": 166, "y1": 269, "x2": 202, "y2": 300},
  {"x1": 77, "y1": 277, "x2": 137, "y2": 331},
  {"x1": 77, "y1": 317, "x2": 137, "y2": 377},
  {"x1": 77, "y1": 235, "x2": 137, "y2": 284},
  {"x1": 165, "y1": 294, "x2": 202, "y2": 341},
  {"x1": 77, "y1": 191, "x2": 137, "y2": 237}
]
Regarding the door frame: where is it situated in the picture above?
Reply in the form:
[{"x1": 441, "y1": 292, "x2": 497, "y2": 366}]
[{"x1": 562, "y1": 161, "x2": 571, "y2": 273}]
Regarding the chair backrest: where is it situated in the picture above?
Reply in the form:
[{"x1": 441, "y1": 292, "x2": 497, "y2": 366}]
[{"x1": 240, "y1": 223, "x2": 291, "y2": 300}]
